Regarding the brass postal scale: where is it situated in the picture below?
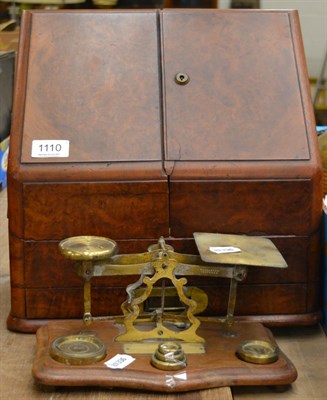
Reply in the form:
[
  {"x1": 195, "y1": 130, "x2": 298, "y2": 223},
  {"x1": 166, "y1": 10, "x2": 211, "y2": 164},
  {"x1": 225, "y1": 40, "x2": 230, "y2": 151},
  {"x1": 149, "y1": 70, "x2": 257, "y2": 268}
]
[{"x1": 33, "y1": 232, "x2": 297, "y2": 392}]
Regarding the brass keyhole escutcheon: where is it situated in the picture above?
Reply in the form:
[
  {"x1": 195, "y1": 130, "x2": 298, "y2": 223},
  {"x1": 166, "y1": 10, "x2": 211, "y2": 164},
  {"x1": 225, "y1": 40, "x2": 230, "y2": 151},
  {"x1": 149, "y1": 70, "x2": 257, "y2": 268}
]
[{"x1": 175, "y1": 72, "x2": 190, "y2": 85}]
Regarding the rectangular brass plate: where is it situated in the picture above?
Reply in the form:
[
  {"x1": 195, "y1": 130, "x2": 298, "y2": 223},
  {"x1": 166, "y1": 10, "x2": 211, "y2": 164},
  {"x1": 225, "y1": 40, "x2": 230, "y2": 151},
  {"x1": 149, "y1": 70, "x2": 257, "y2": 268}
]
[
  {"x1": 193, "y1": 232, "x2": 287, "y2": 268},
  {"x1": 122, "y1": 342, "x2": 206, "y2": 355}
]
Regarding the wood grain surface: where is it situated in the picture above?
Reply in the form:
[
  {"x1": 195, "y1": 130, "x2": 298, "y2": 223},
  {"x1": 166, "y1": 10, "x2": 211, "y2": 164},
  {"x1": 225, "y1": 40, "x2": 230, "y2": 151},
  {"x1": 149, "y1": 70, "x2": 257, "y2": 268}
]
[
  {"x1": 6, "y1": 9, "x2": 323, "y2": 330},
  {"x1": 32, "y1": 320, "x2": 297, "y2": 391},
  {"x1": 1, "y1": 189, "x2": 326, "y2": 399}
]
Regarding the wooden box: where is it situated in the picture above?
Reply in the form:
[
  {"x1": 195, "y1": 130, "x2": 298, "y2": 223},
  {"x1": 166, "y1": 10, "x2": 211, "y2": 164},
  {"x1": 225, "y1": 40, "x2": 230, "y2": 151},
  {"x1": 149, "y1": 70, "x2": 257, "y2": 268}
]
[{"x1": 7, "y1": 9, "x2": 322, "y2": 332}]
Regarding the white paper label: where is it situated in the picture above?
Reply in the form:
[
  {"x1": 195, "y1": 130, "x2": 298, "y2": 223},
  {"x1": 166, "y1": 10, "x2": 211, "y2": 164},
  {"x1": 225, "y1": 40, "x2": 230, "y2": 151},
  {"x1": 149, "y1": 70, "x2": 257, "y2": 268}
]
[
  {"x1": 174, "y1": 372, "x2": 188, "y2": 380},
  {"x1": 209, "y1": 246, "x2": 241, "y2": 254},
  {"x1": 31, "y1": 140, "x2": 69, "y2": 158},
  {"x1": 104, "y1": 354, "x2": 135, "y2": 369}
]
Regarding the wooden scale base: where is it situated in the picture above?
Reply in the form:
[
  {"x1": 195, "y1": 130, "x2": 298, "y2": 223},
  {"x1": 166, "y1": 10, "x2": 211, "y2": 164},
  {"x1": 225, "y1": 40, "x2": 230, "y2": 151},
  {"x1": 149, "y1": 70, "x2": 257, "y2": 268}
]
[
  {"x1": 32, "y1": 319, "x2": 297, "y2": 392},
  {"x1": 33, "y1": 234, "x2": 297, "y2": 392}
]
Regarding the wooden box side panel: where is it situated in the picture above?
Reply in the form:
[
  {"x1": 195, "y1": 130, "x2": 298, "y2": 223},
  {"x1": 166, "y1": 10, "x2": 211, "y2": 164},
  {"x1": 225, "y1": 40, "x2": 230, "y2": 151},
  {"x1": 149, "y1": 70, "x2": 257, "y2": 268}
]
[
  {"x1": 18, "y1": 235, "x2": 318, "y2": 289},
  {"x1": 9, "y1": 287, "x2": 26, "y2": 319},
  {"x1": 24, "y1": 283, "x2": 308, "y2": 319},
  {"x1": 8, "y1": 221, "x2": 322, "y2": 325},
  {"x1": 170, "y1": 179, "x2": 317, "y2": 237},
  {"x1": 12, "y1": 182, "x2": 169, "y2": 240},
  {"x1": 7, "y1": 233, "x2": 321, "y2": 321}
]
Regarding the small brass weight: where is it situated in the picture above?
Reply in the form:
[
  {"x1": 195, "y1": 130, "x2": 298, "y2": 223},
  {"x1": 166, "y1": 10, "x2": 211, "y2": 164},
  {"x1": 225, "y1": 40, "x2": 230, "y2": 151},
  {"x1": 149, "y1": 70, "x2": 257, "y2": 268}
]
[{"x1": 51, "y1": 232, "x2": 287, "y2": 368}]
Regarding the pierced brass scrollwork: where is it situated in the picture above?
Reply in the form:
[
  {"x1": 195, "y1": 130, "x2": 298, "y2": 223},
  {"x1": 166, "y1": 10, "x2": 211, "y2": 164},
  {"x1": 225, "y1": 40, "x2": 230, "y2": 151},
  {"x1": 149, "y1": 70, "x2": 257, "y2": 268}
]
[{"x1": 58, "y1": 233, "x2": 287, "y2": 346}]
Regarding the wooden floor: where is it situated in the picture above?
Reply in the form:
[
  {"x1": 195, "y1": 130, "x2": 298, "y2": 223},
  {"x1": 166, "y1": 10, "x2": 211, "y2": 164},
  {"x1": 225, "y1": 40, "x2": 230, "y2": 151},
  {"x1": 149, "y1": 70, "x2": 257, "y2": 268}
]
[{"x1": 0, "y1": 188, "x2": 326, "y2": 399}]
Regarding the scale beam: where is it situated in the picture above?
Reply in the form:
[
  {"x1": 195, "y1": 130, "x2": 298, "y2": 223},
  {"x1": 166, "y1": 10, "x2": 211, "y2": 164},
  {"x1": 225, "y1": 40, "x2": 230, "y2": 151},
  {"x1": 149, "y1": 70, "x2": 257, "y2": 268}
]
[{"x1": 58, "y1": 233, "x2": 287, "y2": 342}]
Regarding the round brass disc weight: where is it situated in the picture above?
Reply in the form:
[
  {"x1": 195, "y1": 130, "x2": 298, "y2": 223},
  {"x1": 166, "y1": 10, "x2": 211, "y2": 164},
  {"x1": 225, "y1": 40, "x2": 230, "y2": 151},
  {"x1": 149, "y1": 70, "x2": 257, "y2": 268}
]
[
  {"x1": 236, "y1": 340, "x2": 278, "y2": 364},
  {"x1": 151, "y1": 342, "x2": 187, "y2": 371},
  {"x1": 59, "y1": 236, "x2": 117, "y2": 261},
  {"x1": 50, "y1": 334, "x2": 107, "y2": 365}
]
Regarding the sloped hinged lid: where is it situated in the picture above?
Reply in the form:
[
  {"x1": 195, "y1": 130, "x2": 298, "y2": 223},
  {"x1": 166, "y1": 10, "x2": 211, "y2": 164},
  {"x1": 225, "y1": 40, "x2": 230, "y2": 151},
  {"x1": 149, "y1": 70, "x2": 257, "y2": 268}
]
[
  {"x1": 19, "y1": 9, "x2": 312, "y2": 166},
  {"x1": 20, "y1": 11, "x2": 162, "y2": 164},
  {"x1": 161, "y1": 9, "x2": 310, "y2": 162}
]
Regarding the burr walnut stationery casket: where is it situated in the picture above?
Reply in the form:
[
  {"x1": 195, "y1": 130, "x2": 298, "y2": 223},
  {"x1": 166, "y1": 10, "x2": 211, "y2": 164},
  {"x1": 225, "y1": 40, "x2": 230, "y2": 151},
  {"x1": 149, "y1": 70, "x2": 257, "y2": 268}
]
[{"x1": 7, "y1": 9, "x2": 322, "y2": 332}]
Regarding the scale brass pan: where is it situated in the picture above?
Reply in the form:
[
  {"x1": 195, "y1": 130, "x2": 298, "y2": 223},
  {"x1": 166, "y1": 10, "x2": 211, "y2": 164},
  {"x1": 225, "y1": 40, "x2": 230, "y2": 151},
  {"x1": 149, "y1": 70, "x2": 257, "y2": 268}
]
[
  {"x1": 59, "y1": 236, "x2": 118, "y2": 261},
  {"x1": 194, "y1": 232, "x2": 287, "y2": 268}
]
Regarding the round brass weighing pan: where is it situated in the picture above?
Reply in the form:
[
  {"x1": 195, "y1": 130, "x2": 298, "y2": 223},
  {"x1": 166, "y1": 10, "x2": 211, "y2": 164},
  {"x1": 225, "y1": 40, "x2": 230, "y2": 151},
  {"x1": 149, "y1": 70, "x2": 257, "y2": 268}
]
[{"x1": 59, "y1": 236, "x2": 117, "y2": 261}]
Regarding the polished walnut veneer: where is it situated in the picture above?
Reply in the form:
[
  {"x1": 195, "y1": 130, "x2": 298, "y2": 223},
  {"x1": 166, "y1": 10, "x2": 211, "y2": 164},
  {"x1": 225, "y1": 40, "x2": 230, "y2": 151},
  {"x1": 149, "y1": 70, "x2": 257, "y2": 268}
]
[{"x1": 7, "y1": 9, "x2": 323, "y2": 332}]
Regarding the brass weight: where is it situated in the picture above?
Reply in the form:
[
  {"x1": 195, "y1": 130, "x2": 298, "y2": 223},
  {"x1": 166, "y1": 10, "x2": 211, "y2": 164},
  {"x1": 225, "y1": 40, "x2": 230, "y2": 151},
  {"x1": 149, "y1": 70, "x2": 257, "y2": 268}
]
[
  {"x1": 50, "y1": 334, "x2": 107, "y2": 366},
  {"x1": 236, "y1": 340, "x2": 279, "y2": 364},
  {"x1": 151, "y1": 342, "x2": 187, "y2": 371}
]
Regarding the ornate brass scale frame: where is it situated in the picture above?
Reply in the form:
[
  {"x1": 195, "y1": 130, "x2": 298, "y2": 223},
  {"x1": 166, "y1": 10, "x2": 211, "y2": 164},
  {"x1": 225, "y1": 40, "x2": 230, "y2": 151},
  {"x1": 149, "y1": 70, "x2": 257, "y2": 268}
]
[{"x1": 33, "y1": 233, "x2": 298, "y2": 391}]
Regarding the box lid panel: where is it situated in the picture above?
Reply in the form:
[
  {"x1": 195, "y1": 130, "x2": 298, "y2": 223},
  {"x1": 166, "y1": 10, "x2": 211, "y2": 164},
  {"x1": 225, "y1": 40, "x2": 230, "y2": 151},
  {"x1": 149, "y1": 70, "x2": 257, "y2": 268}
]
[
  {"x1": 162, "y1": 10, "x2": 310, "y2": 162},
  {"x1": 20, "y1": 11, "x2": 162, "y2": 164}
]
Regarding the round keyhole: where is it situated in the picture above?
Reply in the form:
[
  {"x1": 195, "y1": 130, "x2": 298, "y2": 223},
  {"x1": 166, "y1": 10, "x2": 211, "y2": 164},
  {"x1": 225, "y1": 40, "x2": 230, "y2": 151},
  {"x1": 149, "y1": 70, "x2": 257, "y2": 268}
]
[{"x1": 175, "y1": 72, "x2": 190, "y2": 85}]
